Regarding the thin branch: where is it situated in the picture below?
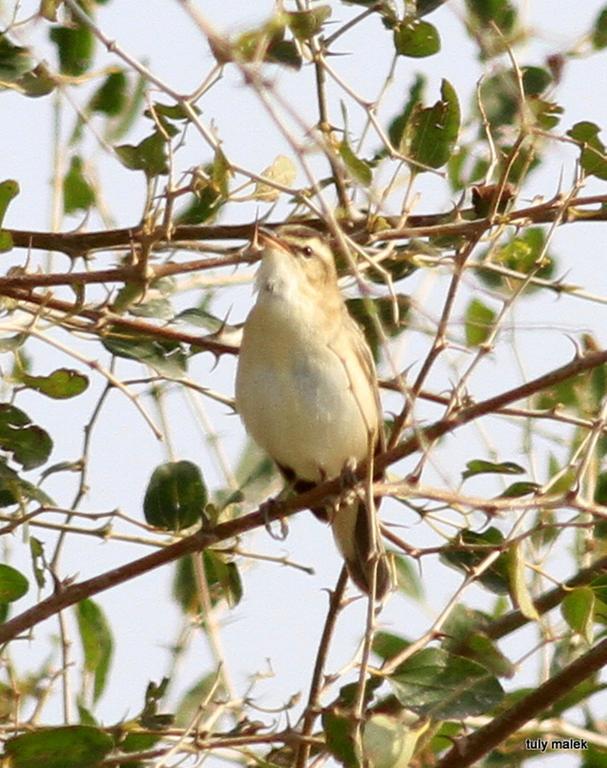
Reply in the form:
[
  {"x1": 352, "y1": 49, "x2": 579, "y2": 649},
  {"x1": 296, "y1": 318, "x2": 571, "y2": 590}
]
[
  {"x1": 295, "y1": 568, "x2": 348, "y2": 768},
  {"x1": 1, "y1": 289, "x2": 237, "y2": 356}
]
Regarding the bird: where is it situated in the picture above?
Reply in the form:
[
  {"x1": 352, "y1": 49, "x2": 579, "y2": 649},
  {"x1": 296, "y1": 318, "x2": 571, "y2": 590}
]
[{"x1": 235, "y1": 224, "x2": 392, "y2": 599}]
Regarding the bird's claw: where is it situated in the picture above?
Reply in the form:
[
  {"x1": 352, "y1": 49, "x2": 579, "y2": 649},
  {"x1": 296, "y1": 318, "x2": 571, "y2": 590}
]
[{"x1": 259, "y1": 496, "x2": 289, "y2": 541}]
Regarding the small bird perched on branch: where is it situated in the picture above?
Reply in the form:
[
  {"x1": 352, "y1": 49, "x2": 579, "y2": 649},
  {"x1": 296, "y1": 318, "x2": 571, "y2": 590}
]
[{"x1": 235, "y1": 225, "x2": 392, "y2": 599}]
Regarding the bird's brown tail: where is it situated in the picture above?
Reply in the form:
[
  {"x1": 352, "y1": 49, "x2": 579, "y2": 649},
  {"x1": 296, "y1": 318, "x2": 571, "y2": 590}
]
[{"x1": 331, "y1": 498, "x2": 392, "y2": 599}]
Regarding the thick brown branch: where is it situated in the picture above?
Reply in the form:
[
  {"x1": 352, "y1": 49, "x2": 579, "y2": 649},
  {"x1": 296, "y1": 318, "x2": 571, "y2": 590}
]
[
  {"x1": 5, "y1": 193, "x2": 607, "y2": 260},
  {"x1": 485, "y1": 553, "x2": 607, "y2": 641},
  {"x1": 436, "y1": 637, "x2": 607, "y2": 767}
]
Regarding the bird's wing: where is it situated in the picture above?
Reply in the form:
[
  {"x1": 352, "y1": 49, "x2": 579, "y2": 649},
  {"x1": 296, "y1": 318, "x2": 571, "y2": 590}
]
[{"x1": 334, "y1": 309, "x2": 386, "y2": 455}]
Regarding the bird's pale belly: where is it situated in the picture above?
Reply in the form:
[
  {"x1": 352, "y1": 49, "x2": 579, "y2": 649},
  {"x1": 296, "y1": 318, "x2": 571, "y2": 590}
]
[{"x1": 236, "y1": 346, "x2": 371, "y2": 482}]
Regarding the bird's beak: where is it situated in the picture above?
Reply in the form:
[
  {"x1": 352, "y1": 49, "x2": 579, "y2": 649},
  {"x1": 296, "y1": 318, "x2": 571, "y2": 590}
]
[{"x1": 257, "y1": 228, "x2": 292, "y2": 255}]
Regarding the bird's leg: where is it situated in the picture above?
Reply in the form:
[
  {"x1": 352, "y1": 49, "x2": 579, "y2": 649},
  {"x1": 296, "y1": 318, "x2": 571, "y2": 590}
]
[
  {"x1": 259, "y1": 486, "x2": 291, "y2": 541},
  {"x1": 339, "y1": 457, "x2": 361, "y2": 497}
]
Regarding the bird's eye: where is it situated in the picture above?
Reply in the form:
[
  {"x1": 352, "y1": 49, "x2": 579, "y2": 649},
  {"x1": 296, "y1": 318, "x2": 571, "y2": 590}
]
[{"x1": 301, "y1": 245, "x2": 313, "y2": 258}]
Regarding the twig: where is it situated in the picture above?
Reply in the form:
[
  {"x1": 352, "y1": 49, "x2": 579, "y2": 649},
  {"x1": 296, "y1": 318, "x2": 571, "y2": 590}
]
[{"x1": 295, "y1": 568, "x2": 348, "y2": 768}]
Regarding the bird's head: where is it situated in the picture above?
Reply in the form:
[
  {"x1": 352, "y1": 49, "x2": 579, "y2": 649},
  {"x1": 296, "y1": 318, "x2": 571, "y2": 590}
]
[{"x1": 253, "y1": 225, "x2": 338, "y2": 301}]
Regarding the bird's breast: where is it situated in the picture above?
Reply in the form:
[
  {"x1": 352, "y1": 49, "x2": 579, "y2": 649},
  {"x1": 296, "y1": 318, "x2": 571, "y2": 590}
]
[{"x1": 236, "y1": 297, "x2": 376, "y2": 482}]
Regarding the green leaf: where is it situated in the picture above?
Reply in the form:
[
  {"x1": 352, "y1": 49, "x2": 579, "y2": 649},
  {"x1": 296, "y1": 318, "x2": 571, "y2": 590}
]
[
  {"x1": 464, "y1": 298, "x2": 495, "y2": 347},
  {"x1": 443, "y1": 606, "x2": 514, "y2": 677},
  {"x1": 254, "y1": 154, "x2": 297, "y2": 201},
  {"x1": 339, "y1": 138, "x2": 373, "y2": 185},
  {"x1": 535, "y1": 378, "x2": 580, "y2": 413},
  {"x1": 594, "y1": 472, "x2": 607, "y2": 507},
  {"x1": 388, "y1": 648, "x2": 504, "y2": 719},
  {"x1": 174, "y1": 306, "x2": 223, "y2": 333},
  {"x1": 590, "y1": 574, "x2": 607, "y2": 605},
  {"x1": 363, "y1": 713, "x2": 427, "y2": 768},
  {"x1": 562, "y1": 587, "x2": 595, "y2": 644},
  {"x1": 50, "y1": 22, "x2": 95, "y2": 76},
  {"x1": 177, "y1": 150, "x2": 230, "y2": 223},
  {"x1": 499, "y1": 481, "x2": 540, "y2": 498},
  {"x1": 478, "y1": 67, "x2": 552, "y2": 131},
  {"x1": 173, "y1": 555, "x2": 199, "y2": 614},
  {"x1": 204, "y1": 550, "x2": 243, "y2": 608},
  {"x1": 115, "y1": 131, "x2": 169, "y2": 177},
  {"x1": 4, "y1": 725, "x2": 113, "y2": 768},
  {"x1": 19, "y1": 368, "x2": 89, "y2": 399},
  {"x1": 176, "y1": 189, "x2": 223, "y2": 224},
  {"x1": 0, "y1": 35, "x2": 33, "y2": 81},
  {"x1": 367, "y1": 244, "x2": 419, "y2": 284},
  {"x1": 0, "y1": 179, "x2": 19, "y2": 252},
  {"x1": 0, "y1": 564, "x2": 28, "y2": 603},
  {"x1": 463, "y1": 633, "x2": 515, "y2": 678},
  {"x1": 108, "y1": 73, "x2": 146, "y2": 142},
  {"x1": 143, "y1": 461, "x2": 207, "y2": 532},
  {"x1": 401, "y1": 79, "x2": 460, "y2": 170},
  {"x1": 0, "y1": 179, "x2": 19, "y2": 226},
  {"x1": 102, "y1": 333, "x2": 187, "y2": 377},
  {"x1": 286, "y1": 6, "x2": 332, "y2": 39},
  {"x1": 129, "y1": 297, "x2": 174, "y2": 320},
  {"x1": 394, "y1": 18, "x2": 440, "y2": 57},
  {"x1": 393, "y1": 554, "x2": 423, "y2": 599},
  {"x1": 63, "y1": 156, "x2": 95, "y2": 214},
  {"x1": 0, "y1": 231, "x2": 13, "y2": 253},
  {"x1": 582, "y1": 746, "x2": 607, "y2": 768},
  {"x1": 322, "y1": 711, "x2": 359, "y2": 768},
  {"x1": 387, "y1": 74, "x2": 425, "y2": 149},
  {"x1": 173, "y1": 550, "x2": 242, "y2": 612},
  {"x1": 267, "y1": 39, "x2": 303, "y2": 70},
  {"x1": 506, "y1": 543, "x2": 539, "y2": 621},
  {"x1": 0, "y1": 404, "x2": 52, "y2": 470},
  {"x1": 372, "y1": 631, "x2": 410, "y2": 662},
  {"x1": 0, "y1": 459, "x2": 54, "y2": 508},
  {"x1": 146, "y1": 102, "x2": 198, "y2": 122},
  {"x1": 346, "y1": 296, "x2": 409, "y2": 362},
  {"x1": 175, "y1": 673, "x2": 222, "y2": 727},
  {"x1": 140, "y1": 678, "x2": 174, "y2": 730},
  {"x1": 16, "y1": 63, "x2": 56, "y2": 98},
  {"x1": 76, "y1": 598, "x2": 114, "y2": 702},
  {"x1": 210, "y1": 147, "x2": 230, "y2": 198},
  {"x1": 441, "y1": 527, "x2": 510, "y2": 594},
  {"x1": 30, "y1": 537, "x2": 46, "y2": 589},
  {"x1": 478, "y1": 227, "x2": 555, "y2": 292},
  {"x1": 593, "y1": 6, "x2": 607, "y2": 49},
  {"x1": 0, "y1": 333, "x2": 26, "y2": 352},
  {"x1": 234, "y1": 21, "x2": 302, "y2": 69},
  {"x1": 40, "y1": 0, "x2": 62, "y2": 21},
  {"x1": 90, "y1": 70, "x2": 127, "y2": 116},
  {"x1": 417, "y1": 0, "x2": 449, "y2": 15},
  {"x1": 120, "y1": 730, "x2": 160, "y2": 754},
  {"x1": 522, "y1": 66, "x2": 551, "y2": 96},
  {"x1": 462, "y1": 459, "x2": 525, "y2": 480},
  {"x1": 465, "y1": 0, "x2": 516, "y2": 35},
  {"x1": 567, "y1": 122, "x2": 607, "y2": 181}
]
